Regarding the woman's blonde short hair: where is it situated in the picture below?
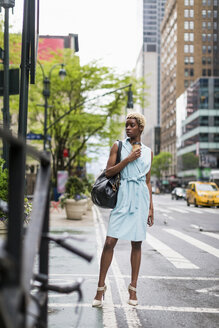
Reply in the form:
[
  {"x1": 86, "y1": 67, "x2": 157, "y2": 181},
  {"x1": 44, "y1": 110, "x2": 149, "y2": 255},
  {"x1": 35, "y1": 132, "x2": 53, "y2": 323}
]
[{"x1": 126, "y1": 112, "x2": 146, "y2": 130}]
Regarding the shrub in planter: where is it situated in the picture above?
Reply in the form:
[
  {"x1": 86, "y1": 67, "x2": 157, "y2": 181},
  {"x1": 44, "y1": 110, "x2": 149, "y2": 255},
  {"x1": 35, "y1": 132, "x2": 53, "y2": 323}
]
[
  {"x1": 60, "y1": 176, "x2": 88, "y2": 220},
  {"x1": 0, "y1": 159, "x2": 32, "y2": 226}
]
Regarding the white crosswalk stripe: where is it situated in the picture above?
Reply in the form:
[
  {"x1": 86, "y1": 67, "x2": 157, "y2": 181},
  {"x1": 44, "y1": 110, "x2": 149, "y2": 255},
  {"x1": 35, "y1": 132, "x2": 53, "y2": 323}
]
[
  {"x1": 202, "y1": 208, "x2": 218, "y2": 214},
  {"x1": 179, "y1": 207, "x2": 203, "y2": 214},
  {"x1": 147, "y1": 233, "x2": 199, "y2": 269},
  {"x1": 200, "y1": 231, "x2": 219, "y2": 240},
  {"x1": 168, "y1": 207, "x2": 189, "y2": 214},
  {"x1": 165, "y1": 229, "x2": 219, "y2": 258}
]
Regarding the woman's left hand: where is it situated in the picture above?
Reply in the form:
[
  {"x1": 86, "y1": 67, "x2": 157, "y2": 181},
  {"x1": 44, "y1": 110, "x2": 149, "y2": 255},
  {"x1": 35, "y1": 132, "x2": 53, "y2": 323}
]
[{"x1": 147, "y1": 208, "x2": 154, "y2": 227}]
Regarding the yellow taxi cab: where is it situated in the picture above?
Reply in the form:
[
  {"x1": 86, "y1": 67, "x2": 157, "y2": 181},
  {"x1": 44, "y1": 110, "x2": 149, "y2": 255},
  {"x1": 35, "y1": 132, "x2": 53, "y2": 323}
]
[{"x1": 186, "y1": 181, "x2": 219, "y2": 207}]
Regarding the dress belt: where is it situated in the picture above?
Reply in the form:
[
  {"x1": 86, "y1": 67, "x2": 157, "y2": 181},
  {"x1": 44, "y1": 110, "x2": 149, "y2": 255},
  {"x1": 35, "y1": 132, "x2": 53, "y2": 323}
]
[{"x1": 121, "y1": 174, "x2": 146, "y2": 213}]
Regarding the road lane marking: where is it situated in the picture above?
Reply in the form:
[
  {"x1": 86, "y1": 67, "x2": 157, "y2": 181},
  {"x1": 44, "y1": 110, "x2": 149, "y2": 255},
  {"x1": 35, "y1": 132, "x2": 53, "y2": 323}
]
[
  {"x1": 190, "y1": 224, "x2": 200, "y2": 230},
  {"x1": 92, "y1": 207, "x2": 118, "y2": 328},
  {"x1": 95, "y1": 206, "x2": 142, "y2": 328},
  {"x1": 165, "y1": 229, "x2": 219, "y2": 258},
  {"x1": 185, "y1": 208, "x2": 203, "y2": 214},
  {"x1": 49, "y1": 303, "x2": 219, "y2": 313},
  {"x1": 202, "y1": 208, "x2": 218, "y2": 214},
  {"x1": 163, "y1": 213, "x2": 175, "y2": 220},
  {"x1": 156, "y1": 208, "x2": 171, "y2": 213},
  {"x1": 168, "y1": 207, "x2": 189, "y2": 214},
  {"x1": 147, "y1": 234, "x2": 199, "y2": 269},
  {"x1": 48, "y1": 275, "x2": 219, "y2": 281},
  {"x1": 200, "y1": 231, "x2": 219, "y2": 240},
  {"x1": 196, "y1": 285, "x2": 219, "y2": 297}
]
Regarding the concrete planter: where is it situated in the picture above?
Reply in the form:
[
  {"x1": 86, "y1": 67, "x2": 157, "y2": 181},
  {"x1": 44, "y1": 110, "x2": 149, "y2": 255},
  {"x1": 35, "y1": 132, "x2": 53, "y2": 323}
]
[{"x1": 64, "y1": 198, "x2": 87, "y2": 220}]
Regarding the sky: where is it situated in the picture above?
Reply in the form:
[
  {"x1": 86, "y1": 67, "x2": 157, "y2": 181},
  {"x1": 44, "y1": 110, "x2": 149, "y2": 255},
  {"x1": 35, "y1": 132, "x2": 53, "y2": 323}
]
[{"x1": 6, "y1": 0, "x2": 142, "y2": 73}]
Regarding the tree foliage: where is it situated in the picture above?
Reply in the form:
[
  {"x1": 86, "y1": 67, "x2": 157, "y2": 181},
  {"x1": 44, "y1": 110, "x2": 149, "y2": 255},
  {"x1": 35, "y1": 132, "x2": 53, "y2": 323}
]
[
  {"x1": 28, "y1": 50, "x2": 145, "y2": 184},
  {"x1": 181, "y1": 152, "x2": 199, "y2": 170},
  {"x1": 151, "y1": 152, "x2": 172, "y2": 180}
]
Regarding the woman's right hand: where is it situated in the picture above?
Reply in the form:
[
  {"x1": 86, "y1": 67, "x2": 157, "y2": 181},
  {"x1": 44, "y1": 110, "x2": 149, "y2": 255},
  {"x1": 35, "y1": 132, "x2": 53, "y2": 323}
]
[{"x1": 127, "y1": 149, "x2": 141, "y2": 162}]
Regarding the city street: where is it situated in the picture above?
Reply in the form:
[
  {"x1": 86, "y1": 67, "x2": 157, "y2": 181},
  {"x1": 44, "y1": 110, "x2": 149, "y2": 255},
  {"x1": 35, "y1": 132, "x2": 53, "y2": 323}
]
[{"x1": 48, "y1": 194, "x2": 219, "y2": 328}]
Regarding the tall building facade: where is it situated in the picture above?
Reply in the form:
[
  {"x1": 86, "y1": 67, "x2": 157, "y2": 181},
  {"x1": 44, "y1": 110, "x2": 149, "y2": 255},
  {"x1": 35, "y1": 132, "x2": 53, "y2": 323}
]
[
  {"x1": 160, "y1": 0, "x2": 219, "y2": 176},
  {"x1": 136, "y1": 0, "x2": 166, "y2": 155},
  {"x1": 176, "y1": 77, "x2": 219, "y2": 182}
]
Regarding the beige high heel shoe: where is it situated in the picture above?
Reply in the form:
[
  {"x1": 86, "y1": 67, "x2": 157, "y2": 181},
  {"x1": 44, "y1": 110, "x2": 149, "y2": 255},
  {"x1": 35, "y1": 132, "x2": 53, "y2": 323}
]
[
  {"x1": 128, "y1": 284, "x2": 138, "y2": 306},
  {"x1": 92, "y1": 285, "x2": 107, "y2": 308}
]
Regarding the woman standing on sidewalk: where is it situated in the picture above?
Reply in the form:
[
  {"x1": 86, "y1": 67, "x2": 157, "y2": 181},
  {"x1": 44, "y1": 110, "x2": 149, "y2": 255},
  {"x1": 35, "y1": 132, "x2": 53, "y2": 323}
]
[{"x1": 92, "y1": 112, "x2": 154, "y2": 307}]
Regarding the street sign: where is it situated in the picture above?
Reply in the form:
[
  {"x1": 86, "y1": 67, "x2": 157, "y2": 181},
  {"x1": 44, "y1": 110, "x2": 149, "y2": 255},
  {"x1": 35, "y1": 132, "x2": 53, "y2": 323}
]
[
  {"x1": 26, "y1": 132, "x2": 51, "y2": 141},
  {"x1": 26, "y1": 133, "x2": 43, "y2": 140}
]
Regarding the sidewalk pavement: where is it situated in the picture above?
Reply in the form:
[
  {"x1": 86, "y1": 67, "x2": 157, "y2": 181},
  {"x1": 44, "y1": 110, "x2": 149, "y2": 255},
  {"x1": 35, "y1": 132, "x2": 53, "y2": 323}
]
[{"x1": 48, "y1": 205, "x2": 103, "y2": 328}]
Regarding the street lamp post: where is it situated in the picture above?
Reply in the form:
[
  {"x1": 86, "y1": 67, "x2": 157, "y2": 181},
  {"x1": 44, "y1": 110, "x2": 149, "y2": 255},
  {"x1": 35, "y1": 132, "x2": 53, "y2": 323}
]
[{"x1": 38, "y1": 62, "x2": 66, "y2": 150}]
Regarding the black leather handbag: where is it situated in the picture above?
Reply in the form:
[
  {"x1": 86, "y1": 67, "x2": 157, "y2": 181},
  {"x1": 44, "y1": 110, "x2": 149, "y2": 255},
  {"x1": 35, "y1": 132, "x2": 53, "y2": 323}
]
[{"x1": 91, "y1": 140, "x2": 122, "y2": 209}]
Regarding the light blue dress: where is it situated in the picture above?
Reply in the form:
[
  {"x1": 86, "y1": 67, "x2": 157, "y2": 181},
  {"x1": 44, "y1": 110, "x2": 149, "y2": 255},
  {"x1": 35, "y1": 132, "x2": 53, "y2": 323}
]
[{"x1": 107, "y1": 138, "x2": 152, "y2": 241}]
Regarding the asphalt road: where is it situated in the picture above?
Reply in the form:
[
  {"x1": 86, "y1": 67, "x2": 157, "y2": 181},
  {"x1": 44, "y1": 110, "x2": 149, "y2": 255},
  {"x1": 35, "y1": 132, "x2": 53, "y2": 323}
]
[{"x1": 48, "y1": 195, "x2": 219, "y2": 328}]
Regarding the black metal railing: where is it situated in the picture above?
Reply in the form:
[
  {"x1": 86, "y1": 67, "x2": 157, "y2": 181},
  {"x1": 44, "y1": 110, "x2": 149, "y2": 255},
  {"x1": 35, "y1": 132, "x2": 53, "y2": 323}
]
[{"x1": 0, "y1": 127, "x2": 93, "y2": 328}]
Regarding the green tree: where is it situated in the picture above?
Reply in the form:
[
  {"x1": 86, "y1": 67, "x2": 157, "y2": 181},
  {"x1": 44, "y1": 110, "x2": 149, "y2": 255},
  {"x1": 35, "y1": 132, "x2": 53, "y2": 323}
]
[
  {"x1": 28, "y1": 50, "x2": 145, "y2": 184},
  {"x1": 181, "y1": 152, "x2": 199, "y2": 170},
  {"x1": 151, "y1": 152, "x2": 172, "y2": 180}
]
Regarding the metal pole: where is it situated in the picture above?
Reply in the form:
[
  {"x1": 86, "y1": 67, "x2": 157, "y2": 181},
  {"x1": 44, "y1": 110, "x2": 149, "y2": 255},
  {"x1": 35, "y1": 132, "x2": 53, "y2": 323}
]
[
  {"x1": 43, "y1": 87, "x2": 48, "y2": 150},
  {"x1": 2, "y1": 7, "x2": 10, "y2": 167},
  {"x1": 18, "y1": 0, "x2": 30, "y2": 139}
]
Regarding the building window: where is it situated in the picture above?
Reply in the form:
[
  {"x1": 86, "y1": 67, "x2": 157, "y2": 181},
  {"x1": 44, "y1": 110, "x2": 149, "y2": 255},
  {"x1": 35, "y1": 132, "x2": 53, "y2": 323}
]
[
  {"x1": 184, "y1": 56, "x2": 189, "y2": 64},
  {"x1": 184, "y1": 9, "x2": 189, "y2": 17},
  {"x1": 202, "y1": 10, "x2": 207, "y2": 18},
  {"x1": 202, "y1": 21, "x2": 207, "y2": 29},
  {"x1": 207, "y1": 10, "x2": 211, "y2": 18},
  {"x1": 214, "y1": 45, "x2": 218, "y2": 52},
  {"x1": 184, "y1": 69, "x2": 189, "y2": 77},
  {"x1": 207, "y1": 34, "x2": 211, "y2": 42},
  {"x1": 200, "y1": 134, "x2": 208, "y2": 142},
  {"x1": 190, "y1": 45, "x2": 194, "y2": 53},
  {"x1": 208, "y1": 46, "x2": 212, "y2": 53},
  {"x1": 207, "y1": 69, "x2": 211, "y2": 76},
  {"x1": 214, "y1": 34, "x2": 217, "y2": 42},
  {"x1": 214, "y1": 134, "x2": 219, "y2": 142},
  {"x1": 184, "y1": 44, "x2": 189, "y2": 53},
  {"x1": 202, "y1": 57, "x2": 206, "y2": 64},
  {"x1": 214, "y1": 0, "x2": 218, "y2": 5},
  {"x1": 190, "y1": 9, "x2": 194, "y2": 17},
  {"x1": 214, "y1": 91, "x2": 219, "y2": 108},
  {"x1": 190, "y1": 68, "x2": 194, "y2": 76},
  {"x1": 190, "y1": 56, "x2": 194, "y2": 64},
  {"x1": 202, "y1": 69, "x2": 207, "y2": 76},
  {"x1": 207, "y1": 57, "x2": 211, "y2": 64},
  {"x1": 200, "y1": 116, "x2": 209, "y2": 126},
  {"x1": 189, "y1": 33, "x2": 194, "y2": 41},
  {"x1": 214, "y1": 10, "x2": 217, "y2": 18},
  {"x1": 202, "y1": 45, "x2": 207, "y2": 53},
  {"x1": 190, "y1": 21, "x2": 194, "y2": 29},
  {"x1": 184, "y1": 80, "x2": 189, "y2": 88},
  {"x1": 208, "y1": 22, "x2": 212, "y2": 29},
  {"x1": 215, "y1": 117, "x2": 219, "y2": 126},
  {"x1": 184, "y1": 33, "x2": 189, "y2": 41},
  {"x1": 208, "y1": 0, "x2": 211, "y2": 5},
  {"x1": 184, "y1": 0, "x2": 189, "y2": 5},
  {"x1": 214, "y1": 22, "x2": 217, "y2": 29},
  {"x1": 184, "y1": 21, "x2": 189, "y2": 29},
  {"x1": 202, "y1": 34, "x2": 207, "y2": 41},
  {"x1": 202, "y1": 0, "x2": 207, "y2": 5}
]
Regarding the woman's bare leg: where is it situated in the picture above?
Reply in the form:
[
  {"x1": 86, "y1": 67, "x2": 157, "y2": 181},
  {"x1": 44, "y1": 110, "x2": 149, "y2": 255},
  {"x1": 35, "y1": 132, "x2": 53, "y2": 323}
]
[
  {"x1": 129, "y1": 241, "x2": 142, "y2": 300},
  {"x1": 94, "y1": 236, "x2": 118, "y2": 300}
]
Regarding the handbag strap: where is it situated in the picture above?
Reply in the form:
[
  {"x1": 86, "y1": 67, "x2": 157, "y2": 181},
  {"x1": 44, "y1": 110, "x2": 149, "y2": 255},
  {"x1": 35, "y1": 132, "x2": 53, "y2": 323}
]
[{"x1": 115, "y1": 140, "x2": 122, "y2": 164}]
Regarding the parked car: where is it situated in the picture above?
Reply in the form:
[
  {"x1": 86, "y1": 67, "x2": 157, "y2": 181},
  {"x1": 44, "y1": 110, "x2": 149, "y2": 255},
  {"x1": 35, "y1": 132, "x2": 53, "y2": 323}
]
[
  {"x1": 171, "y1": 187, "x2": 186, "y2": 200},
  {"x1": 186, "y1": 181, "x2": 219, "y2": 207}
]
